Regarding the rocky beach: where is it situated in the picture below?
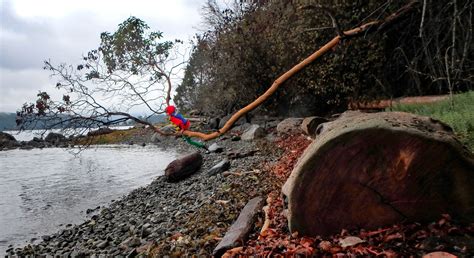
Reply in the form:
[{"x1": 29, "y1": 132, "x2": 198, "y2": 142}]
[
  {"x1": 4, "y1": 122, "x2": 285, "y2": 256},
  {"x1": 4, "y1": 114, "x2": 474, "y2": 257}
]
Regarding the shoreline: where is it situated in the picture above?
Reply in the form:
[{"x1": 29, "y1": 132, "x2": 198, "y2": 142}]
[{"x1": 6, "y1": 127, "x2": 281, "y2": 256}]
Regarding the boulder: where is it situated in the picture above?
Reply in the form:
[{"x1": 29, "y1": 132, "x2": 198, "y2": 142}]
[
  {"x1": 241, "y1": 124, "x2": 266, "y2": 141},
  {"x1": 165, "y1": 152, "x2": 203, "y2": 182},
  {"x1": 213, "y1": 197, "x2": 264, "y2": 257},
  {"x1": 276, "y1": 118, "x2": 304, "y2": 135},
  {"x1": 300, "y1": 116, "x2": 329, "y2": 138},
  {"x1": 0, "y1": 132, "x2": 18, "y2": 148},
  {"x1": 44, "y1": 132, "x2": 66, "y2": 144},
  {"x1": 282, "y1": 112, "x2": 474, "y2": 237},
  {"x1": 208, "y1": 159, "x2": 231, "y2": 176}
]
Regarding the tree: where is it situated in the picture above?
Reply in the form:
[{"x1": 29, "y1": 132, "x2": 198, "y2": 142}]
[{"x1": 17, "y1": 17, "x2": 185, "y2": 136}]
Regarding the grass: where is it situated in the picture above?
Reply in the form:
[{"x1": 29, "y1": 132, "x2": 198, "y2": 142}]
[
  {"x1": 388, "y1": 91, "x2": 474, "y2": 151},
  {"x1": 75, "y1": 128, "x2": 138, "y2": 145}
]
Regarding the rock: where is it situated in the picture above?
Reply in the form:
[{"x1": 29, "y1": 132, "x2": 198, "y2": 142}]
[
  {"x1": 282, "y1": 112, "x2": 474, "y2": 236},
  {"x1": 219, "y1": 114, "x2": 248, "y2": 129},
  {"x1": 160, "y1": 125, "x2": 177, "y2": 134},
  {"x1": 87, "y1": 127, "x2": 114, "y2": 137},
  {"x1": 276, "y1": 118, "x2": 304, "y2": 135},
  {"x1": 208, "y1": 143, "x2": 223, "y2": 153},
  {"x1": 231, "y1": 136, "x2": 241, "y2": 141},
  {"x1": 0, "y1": 132, "x2": 18, "y2": 148},
  {"x1": 165, "y1": 152, "x2": 203, "y2": 182},
  {"x1": 339, "y1": 236, "x2": 365, "y2": 248},
  {"x1": 300, "y1": 116, "x2": 329, "y2": 138},
  {"x1": 423, "y1": 252, "x2": 457, "y2": 258},
  {"x1": 96, "y1": 240, "x2": 108, "y2": 249},
  {"x1": 231, "y1": 123, "x2": 253, "y2": 134},
  {"x1": 122, "y1": 237, "x2": 141, "y2": 248},
  {"x1": 150, "y1": 133, "x2": 161, "y2": 143},
  {"x1": 41, "y1": 235, "x2": 51, "y2": 241},
  {"x1": 44, "y1": 132, "x2": 66, "y2": 144},
  {"x1": 213, "y1": 197, "x2": 265, "y2": 257},
  {"x1": 241, "y1": 124, "x2": 266, "y2": 141},
  {"x1": 209, "y1": 117, "x2": 220, "y2": 130},
  {"x1": 208, "y1": 159, "x2": 231, "y2": 176}
]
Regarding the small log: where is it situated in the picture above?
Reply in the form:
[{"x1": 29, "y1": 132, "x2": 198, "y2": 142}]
[
  {"x1": 213, "y1": 197, "x2": 264, "y2": 257},
  {"x1": 282, "y1": 112, "x2": 474, "y2": 236},
  {"x1": 165, "y1": 152, "x2": 203, "y2": 182}
]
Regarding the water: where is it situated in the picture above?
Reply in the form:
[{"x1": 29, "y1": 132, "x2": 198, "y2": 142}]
[{"x1": 0, "y1": 145, "x2": 178, "y2": 254}]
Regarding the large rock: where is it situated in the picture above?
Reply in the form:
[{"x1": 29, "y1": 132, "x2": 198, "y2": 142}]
[
  {"x1": 165, "y1": 152, "x2": 203, "y2": 182},
  {"x1": 276, "y1": 118, "x2": 304, "y2": 135},
  {"x1": 0, "y1": 132, "x2": 18, "y2": 148},
  {"x1": 241, "y1": 124, "x2": 266, "y2": 141},
  {"x1": 44, "y1": 132, "x2": 66, "y2": 144},
  {"x1": 213, "y1": 197, "x2": 264, "y2": 257},
  {"x1": 300, "y1": 116, "x2": 329, "y2": 138},
  {"x1": 282, "y1": 112, "x2": 474, "y2": 236}
]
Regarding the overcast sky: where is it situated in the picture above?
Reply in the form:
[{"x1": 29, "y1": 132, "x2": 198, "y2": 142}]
[{"x1": 0, "y1": 0, "x2": 208, "y2": 113}]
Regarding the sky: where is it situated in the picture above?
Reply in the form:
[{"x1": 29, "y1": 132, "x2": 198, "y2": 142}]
[{"x1": 0, "y1": 0, "x2": 207, "y2": 113}]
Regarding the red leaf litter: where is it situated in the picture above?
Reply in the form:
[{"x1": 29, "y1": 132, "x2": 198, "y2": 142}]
[{"x1": 223, "y1": 135, "x2": 474, "y2": 257}]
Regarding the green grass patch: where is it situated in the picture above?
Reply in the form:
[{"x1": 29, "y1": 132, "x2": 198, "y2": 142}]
[{"x1": 388, "y1": 91, "x2": 474, "y2": 151}]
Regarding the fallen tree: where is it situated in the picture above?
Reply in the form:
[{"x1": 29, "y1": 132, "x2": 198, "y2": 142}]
[{"x1": 282, "y1": 111, "x2": 474, "y2": 236}]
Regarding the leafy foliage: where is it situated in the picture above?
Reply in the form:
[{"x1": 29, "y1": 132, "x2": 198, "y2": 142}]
[
  {"x1": 175, "y1": 0, "x2": 473, "y2": 117},
  {"x1": 17, "y1": 17, "x2": 183, "y2": 134}
]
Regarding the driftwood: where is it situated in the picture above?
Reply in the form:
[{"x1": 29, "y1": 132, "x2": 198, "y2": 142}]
[
  {"x1": 164, "y1": 152, "x2": 203, "y2": 182},
  {"x1": 282, "y1": 111, "x2": 474, "y2": 236}
]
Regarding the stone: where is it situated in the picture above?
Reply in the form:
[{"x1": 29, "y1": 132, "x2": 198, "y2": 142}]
[
  {"x1": 150, "y1": 133, "x2": 161, "y2": 143},
  {"x1": 219, "y1": 114, "x2": 248, "y2": 129},
  {"x1": 160, "y1": 125, "x2": 177, "y2": 134},
  {"x1": 276, "y1": 118, "x2": 304, "y2": 135},
  {"x1": 213, "y1": 197, "x2": 265, "y2": 257},
  {"x1": 339, "y1": 236, "x2": 365, "y2": 248},
  {"x1": 300, "y1": 116, "x2": 329, "y2": 138},
  {"x1": 208, "y1": 143, "x2": 223, "y2": 153},
  {"x1": 0, "y1": 131, "x2": 18, "y2": 148},
  {"x1": 208, "y1": 159, "x2": 231, "y2": 176},
  {"x1": 165, "y1": 152, "x2": 203, "y2": 182},
  {"x1": 241, "y1": 124, "x2": 266, "y2": 141},
  {"x1": 282, "y1": 112, "x2": 474, "y2": 236},
  {"x1": 423, "y1": 252, "x2": 457, "y2": 258},
  {"x1": 44, "y1": 132, "x2": 66, "y2": 144},
  {"x1": 208, "y1": 117, "x2": 220, "y2": 130},
  {"x1": 96, "y1": 240, "x2": 108, "y2": 249}
]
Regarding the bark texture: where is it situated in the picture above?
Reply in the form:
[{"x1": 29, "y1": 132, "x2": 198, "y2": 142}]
[{"x1": 282, "y1": 111, "x2": 474, "y2": 236}]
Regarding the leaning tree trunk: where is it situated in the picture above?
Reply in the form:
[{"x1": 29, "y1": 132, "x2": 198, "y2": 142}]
[
  {"x1": 282, "y1": 111, "x2": 474, "y2": 236},
  {"x1": 177, "y1": 0, "x2": 420, "y2": 141}
]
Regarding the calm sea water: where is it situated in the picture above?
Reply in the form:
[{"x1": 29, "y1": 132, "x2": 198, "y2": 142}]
[{"x1": 0, "y1": 145, "x2": 178, "y2": 254}]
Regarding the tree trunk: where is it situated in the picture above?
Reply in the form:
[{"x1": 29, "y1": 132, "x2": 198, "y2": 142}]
[{"x1": 282, "y1": 111, "x2": 474, "y2": 236}]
